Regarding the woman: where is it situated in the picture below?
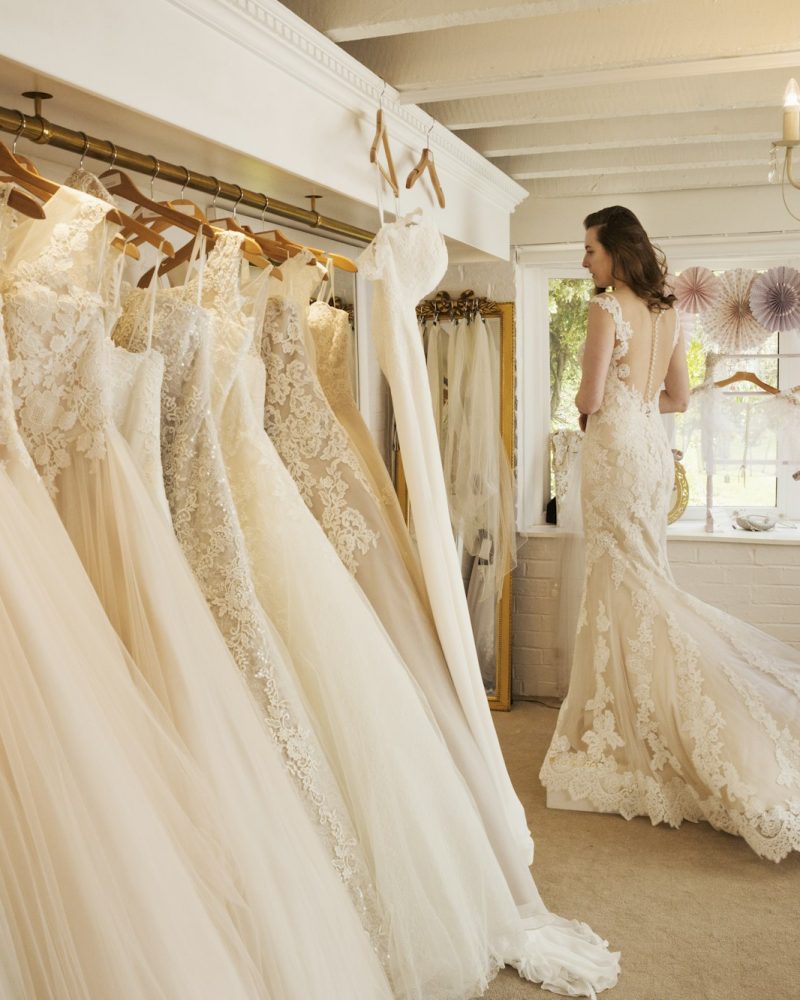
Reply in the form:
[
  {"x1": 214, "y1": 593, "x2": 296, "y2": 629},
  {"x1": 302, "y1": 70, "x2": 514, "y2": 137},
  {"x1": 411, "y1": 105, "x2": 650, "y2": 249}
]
[{"x1": 540, "y1": 206, "x2": 800, "y2": 862}]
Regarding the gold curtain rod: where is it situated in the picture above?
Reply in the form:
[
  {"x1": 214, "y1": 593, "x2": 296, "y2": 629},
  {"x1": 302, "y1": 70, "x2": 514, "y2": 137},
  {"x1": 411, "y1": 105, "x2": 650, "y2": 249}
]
[{"x1": 0, "y1": 104, "x2": 375, "y2": 245}]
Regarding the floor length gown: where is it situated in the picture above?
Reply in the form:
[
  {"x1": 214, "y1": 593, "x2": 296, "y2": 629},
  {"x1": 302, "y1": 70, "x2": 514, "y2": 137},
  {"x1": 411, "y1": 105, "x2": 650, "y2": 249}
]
[
  {"x1": 113, "y1": 269, "x2": 384, "y2": 948},
  {"x1": 1, "y1": 183, "x2": 393, "y2": 999},
  {"x1": 262, "y1": 269, "x2": 548, "y2": 915},
  {"x1": 540, "y1": 292, "x2": 800, "y2": 862},
  {"x1": 0, "y1": 188, "x2": 266, "y2": 999}
]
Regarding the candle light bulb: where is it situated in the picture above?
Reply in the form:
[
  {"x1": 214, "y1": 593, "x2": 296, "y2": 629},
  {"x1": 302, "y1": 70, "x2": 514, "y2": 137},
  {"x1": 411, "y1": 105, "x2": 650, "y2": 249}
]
[{"x1": 783, "y1": 78, "x2": 800, "y2": 142}]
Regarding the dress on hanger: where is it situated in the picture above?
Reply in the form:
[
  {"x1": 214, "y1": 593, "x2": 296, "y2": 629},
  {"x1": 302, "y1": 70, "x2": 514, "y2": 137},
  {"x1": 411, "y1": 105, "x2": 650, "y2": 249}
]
[
  {"x1": 359, "y1": 210, "x2": 533, "y2": 860},
  {"x1": 0, "y1": 186, "x2": 265, "y2": 1000},
  {"x1": 1, "y1": 183, "x2": 394, "y2": 1000},
  {"x1": 263, "y1": 262, "x2": 552, "y2": 921},
  {"x1": 204, "y1": 230, "x2": 603, "y2": 1000},
  {"x1": 541, "y1": 293, "x2": 800, "y2": 862},
  {"x1": 113, "y1": 263, "x2": 384, "y2": 950}
]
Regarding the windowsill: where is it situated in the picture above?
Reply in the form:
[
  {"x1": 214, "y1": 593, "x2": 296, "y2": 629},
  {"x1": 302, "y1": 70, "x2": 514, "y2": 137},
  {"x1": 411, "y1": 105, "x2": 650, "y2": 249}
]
[{"x1": 520, "y1": 521, "x2": 800, "y2": 544}]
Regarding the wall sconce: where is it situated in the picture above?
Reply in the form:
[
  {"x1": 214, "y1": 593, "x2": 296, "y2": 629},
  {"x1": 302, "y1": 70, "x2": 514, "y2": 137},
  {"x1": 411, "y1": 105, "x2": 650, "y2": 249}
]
[{"x1": 770, "y1": 78, "x2": 800, "y2": 193}]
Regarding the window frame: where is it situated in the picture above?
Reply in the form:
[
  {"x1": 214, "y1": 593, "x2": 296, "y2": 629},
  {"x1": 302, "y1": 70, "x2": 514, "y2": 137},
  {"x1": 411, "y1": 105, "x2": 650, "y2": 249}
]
[{"x1": 516, "y1": 234, "x2": 800, "y2": 531}]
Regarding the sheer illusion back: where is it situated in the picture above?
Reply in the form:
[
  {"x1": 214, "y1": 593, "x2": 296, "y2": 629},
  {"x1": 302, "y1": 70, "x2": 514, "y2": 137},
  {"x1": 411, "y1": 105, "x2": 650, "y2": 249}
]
[{"x1": 593, "y1": 292, "x2": 680, "y2": 403}]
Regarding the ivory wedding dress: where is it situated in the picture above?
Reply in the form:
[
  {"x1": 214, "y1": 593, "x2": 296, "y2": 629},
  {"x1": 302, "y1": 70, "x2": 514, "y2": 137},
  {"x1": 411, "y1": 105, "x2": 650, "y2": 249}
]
[
  {"x1": 113, "y1": 263, "x2": 384, "y2": 947},
  {"x1": 540, "y1": 292, "x2": 800, "y2": 862},
  {"x1": 1, "y1": 183, "x2": 393, "y2": 999},
  {"x1": 262, "y1": 269, "x2": 559, "y2": 924},
  {"x1": 0, "y1": 187, "x2": 264, "y2": 999}
]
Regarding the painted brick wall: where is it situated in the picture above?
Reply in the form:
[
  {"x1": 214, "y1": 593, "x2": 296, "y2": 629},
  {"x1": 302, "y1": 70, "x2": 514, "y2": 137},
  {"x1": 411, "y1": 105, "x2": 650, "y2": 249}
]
[{"x1": 513, "y1": 532, "x2": 800, "y2": 699}]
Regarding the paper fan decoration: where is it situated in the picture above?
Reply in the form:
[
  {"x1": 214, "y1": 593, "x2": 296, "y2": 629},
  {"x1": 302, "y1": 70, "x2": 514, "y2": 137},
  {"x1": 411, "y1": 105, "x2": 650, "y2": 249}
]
[
  {"x1": 701, "y1": 269, "x2": 771, "y2": 353},
  {"x1": 673, "y1": 266, "x2": 723, "y2": 314},
  {"x1": 749, "y1": 266, "x2": 800, "y2": 333}
]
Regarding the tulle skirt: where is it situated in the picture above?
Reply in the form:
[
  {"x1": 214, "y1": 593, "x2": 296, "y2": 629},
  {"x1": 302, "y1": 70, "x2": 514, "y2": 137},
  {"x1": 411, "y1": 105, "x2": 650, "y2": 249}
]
[
  {"x1": 50, "y1": 428, "x2": 393, "y2": 1000},
  {"x1": 0, "y1": 452, "x2": 266, "y2": 999}
]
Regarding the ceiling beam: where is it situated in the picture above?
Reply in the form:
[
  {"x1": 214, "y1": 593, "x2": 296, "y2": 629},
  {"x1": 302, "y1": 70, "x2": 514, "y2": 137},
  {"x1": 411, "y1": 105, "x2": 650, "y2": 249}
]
[
  {"x1": 520, "y1": 166, "x2": 771, "y2": 197},
  {"x1": 460, "y1": 108, "x2": 779, "y2": 158},
  {"x1": 281, "y1": 0, "x2": 657, "y2": 43},
  {"x1": 397, "y1": 50, "x2": 800, "y2": 105},
  {"x1": 426, "y1": 69, "x2": 795, "y2": 130},
  {"x1": 496, "y1": 138, "x2": 768, "y2": 178}
]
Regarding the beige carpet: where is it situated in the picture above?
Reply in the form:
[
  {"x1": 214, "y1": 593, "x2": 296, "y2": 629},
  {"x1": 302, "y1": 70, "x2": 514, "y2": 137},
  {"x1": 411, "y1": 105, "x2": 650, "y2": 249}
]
[{"x1": 483, "y1": 701, "x2": 800, "y2": 1000}]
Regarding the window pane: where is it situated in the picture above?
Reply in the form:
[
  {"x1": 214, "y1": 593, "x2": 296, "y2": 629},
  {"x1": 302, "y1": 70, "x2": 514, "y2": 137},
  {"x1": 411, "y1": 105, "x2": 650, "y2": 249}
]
[
  {"x1": 549, "y1": 277, "x2": 593, "y2": 430},
  {"x1": 674, "y1": 314, "x2": 779, "y2": 510}
]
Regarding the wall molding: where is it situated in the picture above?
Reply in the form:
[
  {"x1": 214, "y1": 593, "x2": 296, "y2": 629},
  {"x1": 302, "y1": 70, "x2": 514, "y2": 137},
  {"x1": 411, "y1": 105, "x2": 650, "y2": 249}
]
[{"x1": 165, "y1": 0, "x2": 528, "y2": 214}]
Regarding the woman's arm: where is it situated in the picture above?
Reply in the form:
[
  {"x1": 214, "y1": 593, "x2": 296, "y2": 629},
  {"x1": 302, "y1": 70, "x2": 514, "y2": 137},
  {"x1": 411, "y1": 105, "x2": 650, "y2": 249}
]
[
  {"x1": 659, "y1": 322, "x2": 690, "y2": 414},
  {"x1": 575, "y1": 301, "x2": 615, "y2": 422}
]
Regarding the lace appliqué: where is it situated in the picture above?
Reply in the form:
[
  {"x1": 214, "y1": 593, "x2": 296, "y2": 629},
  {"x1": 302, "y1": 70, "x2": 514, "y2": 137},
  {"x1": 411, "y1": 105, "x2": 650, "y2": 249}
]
[
  {"x1": 262, "y1": 296, "x2": 379, "y2": 574},
  {"x1": 3, "y1": 197, "x2": 111, "y2": 494}
]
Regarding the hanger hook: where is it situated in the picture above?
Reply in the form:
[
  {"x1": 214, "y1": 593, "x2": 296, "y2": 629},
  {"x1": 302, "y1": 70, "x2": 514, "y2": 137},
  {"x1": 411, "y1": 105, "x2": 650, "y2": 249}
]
[
  {"x1": 231, "y1": 184, "x2": 243, "y2": 219},
  {"x1": 426, "y1": 119, "x2": 434, "y2": 146},
  {"x1": 178, "y1": 165, "x2": 190, "y2": 199},
  {"x1": 149, "y1": 156, "x2": 161, "y2": 199},
  {"x1": 210, "y1": 177, "x2": 221, "y2": 212},
  {"x1": 12, "y1": 113, "x2": 27, "y2": 155},
  {"x1": 107, "y1": 141, "x2": 118, "y2": 169},
  {"x1": 379, "y1": 81, "x2": 387, "y2": 109},
  {"x1": 77, "y1": 131, "x2": 90, "y2": 170},
  {"x1": 260, "y1": 195, "x2": 270, "y2": 224}
]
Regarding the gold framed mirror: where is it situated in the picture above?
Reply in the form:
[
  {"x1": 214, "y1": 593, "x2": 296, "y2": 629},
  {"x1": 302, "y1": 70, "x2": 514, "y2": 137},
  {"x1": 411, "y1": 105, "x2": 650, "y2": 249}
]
[{"x1": 394, "y1": 301, "x2": 515, "y2": 711}]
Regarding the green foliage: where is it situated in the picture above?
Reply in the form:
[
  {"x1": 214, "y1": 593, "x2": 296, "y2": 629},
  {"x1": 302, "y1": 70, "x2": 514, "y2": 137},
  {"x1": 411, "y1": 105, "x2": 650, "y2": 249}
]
[{"x1": 549, "y1": 278, "x2": 593, "y2": 428}]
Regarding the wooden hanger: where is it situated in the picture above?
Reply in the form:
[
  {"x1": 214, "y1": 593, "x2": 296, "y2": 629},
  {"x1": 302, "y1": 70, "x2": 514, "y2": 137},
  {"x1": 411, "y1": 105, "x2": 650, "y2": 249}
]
[
  {"x1": 101, "y1": 169, "x2": 218, "y2": 241},
  {"x1": 254, "y1": 227, "x2": 357, "y2": 273},
  {"x1": 406, "y1": 144, "x2": 446, "y2": 209},
  {"x1": 369, "y1": 108, "x2": 399, "y2": 198},
  {"x1": 714, "y1": 370, "x2": 780, "y2": 395},
  {"x1": 2, "y1": 183, "x2": 45, "y2": 220}
]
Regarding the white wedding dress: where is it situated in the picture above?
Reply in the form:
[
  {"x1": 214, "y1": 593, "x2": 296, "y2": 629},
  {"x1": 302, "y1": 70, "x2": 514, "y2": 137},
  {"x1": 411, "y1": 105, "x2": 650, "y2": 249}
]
[
  {"x1": 1, "y1": 183, "x2": 393, "y2": 999},
  {"x1": 541, "y1": 292, "x2": 800, "y2": 862},
  {"x1": 0, "y1": 187, "x2": 266, "y2": 998}
]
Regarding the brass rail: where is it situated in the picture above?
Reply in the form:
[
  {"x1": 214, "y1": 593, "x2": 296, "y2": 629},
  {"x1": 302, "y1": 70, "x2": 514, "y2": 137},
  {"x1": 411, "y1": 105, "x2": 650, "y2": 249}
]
[{"x1": 0, "y1": 104, "x2": 375, "y2": 244}]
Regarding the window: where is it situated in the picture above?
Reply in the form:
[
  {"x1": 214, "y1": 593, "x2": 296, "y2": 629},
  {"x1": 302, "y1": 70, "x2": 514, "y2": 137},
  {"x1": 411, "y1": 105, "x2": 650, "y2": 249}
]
[{"x1": 544, "y1": 270, "x2": 800, "y2": 520}]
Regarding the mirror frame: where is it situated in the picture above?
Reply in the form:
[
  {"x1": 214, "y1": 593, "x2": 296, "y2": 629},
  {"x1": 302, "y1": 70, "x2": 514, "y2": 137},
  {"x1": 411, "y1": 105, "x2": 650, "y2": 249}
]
[{"x1": 394, "y1": 301, "x2": 515, "y2": 711}]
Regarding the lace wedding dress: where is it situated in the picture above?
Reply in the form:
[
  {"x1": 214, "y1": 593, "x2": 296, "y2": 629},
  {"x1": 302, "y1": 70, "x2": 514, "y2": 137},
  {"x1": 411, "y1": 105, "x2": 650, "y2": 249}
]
[
  {"x1": 1, "y1": 183, "x2": 393, "y2": 999},
  {"x1": 113, "y1": 262, "x2": 384, "y2": 949},
  {"x1": 309, "y1": 297, "x2": 427, "y2": 597},
  {"x1": 540, "y1": 292, "x2": 800, "y2": 862},
  {"x1": 263, "y1": 269, "x2": 560, "y2": 923},
  {"x1": 0, "y1": 187, "x2": 269, "y2": 998}
]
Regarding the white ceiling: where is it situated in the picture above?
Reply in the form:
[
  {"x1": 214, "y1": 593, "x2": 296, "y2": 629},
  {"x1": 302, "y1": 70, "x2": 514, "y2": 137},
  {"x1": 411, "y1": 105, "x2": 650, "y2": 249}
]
[{"x1": 281, "y1": 0, "x2": 799, "y2": 201}]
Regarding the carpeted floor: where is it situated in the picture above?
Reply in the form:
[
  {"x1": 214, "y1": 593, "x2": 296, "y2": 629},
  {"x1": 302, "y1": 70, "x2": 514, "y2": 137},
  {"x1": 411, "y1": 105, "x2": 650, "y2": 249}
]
[{"x1": 483, "y1": 701, "x2": 800, "y2": 1000}]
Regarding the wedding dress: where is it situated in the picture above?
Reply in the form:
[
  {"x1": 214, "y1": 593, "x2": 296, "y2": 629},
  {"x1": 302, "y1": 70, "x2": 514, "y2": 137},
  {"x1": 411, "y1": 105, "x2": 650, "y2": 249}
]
[
  {"x1": 1, "y1": 183, "x2": 393, "y2": 999},
  {"x1": 359, "y1": 211, "x2": 533, "y2": 861},
  {"x1": 0, "y1": 186, "x2": 265, "y2": 999},
  {"x1": 540, "y1": 292, "x2": 800, "y2": 862},
  {"x1": 309, "y1": 297, "x2": 426, "y2": 598},
  {"x1": 264, "y1": 264, "x2": 579, "y2": 928},
  {"x1": 112, "y1": 260, "x2": 384, "y2": 947}
]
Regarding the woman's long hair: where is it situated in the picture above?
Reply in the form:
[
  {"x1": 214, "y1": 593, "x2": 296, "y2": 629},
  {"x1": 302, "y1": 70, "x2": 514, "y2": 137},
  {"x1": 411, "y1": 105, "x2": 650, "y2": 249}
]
[{"x1": 584, "y1": 206, "x2": 675, "y2": 311}]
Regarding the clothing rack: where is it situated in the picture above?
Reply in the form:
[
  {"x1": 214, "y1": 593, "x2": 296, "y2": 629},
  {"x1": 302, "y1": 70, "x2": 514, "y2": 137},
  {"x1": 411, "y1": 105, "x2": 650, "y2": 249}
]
[
  {"x1": 416, "y1": 290, "x2": 498, "y2": 322},
  {"x1": 0, "y1": 101, "x2": 375, "y2": 245}
]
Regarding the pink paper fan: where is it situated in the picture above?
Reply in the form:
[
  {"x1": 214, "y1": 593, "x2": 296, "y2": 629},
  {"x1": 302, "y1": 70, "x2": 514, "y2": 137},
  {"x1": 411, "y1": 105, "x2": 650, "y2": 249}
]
[
  {"x1": 749, "y1": 266, "x2": 800, "y2": 333},
  {"x1": 673, "y1": 266, "x2": 723, "y2": 314},
  {"x1": 701, "y1": 269, "x2": 771, "y2": 353}
]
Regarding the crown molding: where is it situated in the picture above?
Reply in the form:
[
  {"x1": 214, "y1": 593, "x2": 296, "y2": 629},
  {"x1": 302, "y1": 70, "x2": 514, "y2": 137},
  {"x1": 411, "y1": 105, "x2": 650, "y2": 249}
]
[{"x1": 164, "y1": 0, "x2": 527, "y2": 214}]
